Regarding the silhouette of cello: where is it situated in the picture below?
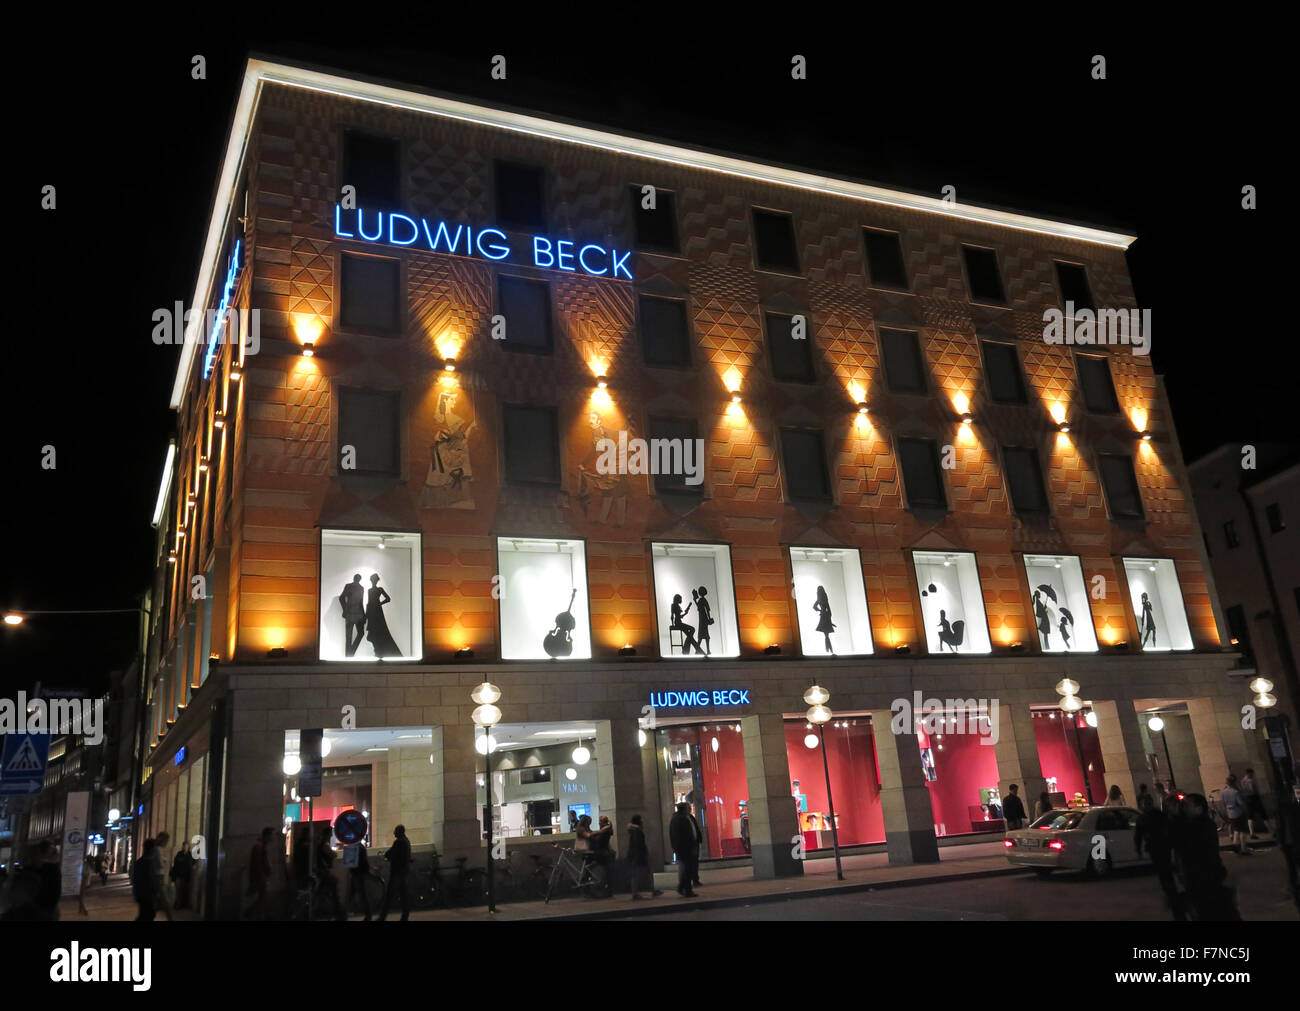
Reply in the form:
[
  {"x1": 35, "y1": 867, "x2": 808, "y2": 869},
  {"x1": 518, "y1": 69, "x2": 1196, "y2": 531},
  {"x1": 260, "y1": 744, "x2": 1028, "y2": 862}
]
[{"x1": 542, "y1": 589, "x2": 578, "y2": 658}]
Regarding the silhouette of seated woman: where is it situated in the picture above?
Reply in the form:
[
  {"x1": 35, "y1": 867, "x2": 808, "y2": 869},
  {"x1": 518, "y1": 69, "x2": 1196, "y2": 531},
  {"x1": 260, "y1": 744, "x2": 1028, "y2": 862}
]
[
  {"x1": 365, "y1": 573, "x2": 402, "y2": 658},
  {"x1": 669, "y1": 593, "x2": 704, "y2": 655},
  {"x1": 936, "y1": 608, "x2": 965, "y2": 653}
]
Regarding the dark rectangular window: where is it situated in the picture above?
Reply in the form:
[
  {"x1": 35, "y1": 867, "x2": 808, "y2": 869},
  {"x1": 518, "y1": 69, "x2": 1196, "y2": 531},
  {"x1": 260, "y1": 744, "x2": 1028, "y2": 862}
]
[
  {"x1": 1076, "y1": 354, "x2": 1120, "y2": 413},
  {"x1": 1055, "y1": 262, "x2": 1095, "y2": 312},
  {"x1": 494, "y1": 161, "x2": 546, "y2": 231},
  {"x1": 338, "y1": 388, "x2": 400, "y2": 476},
  {"x1": 1002, "y1": 446, "x2": 1048, "y2": 513},
  {"x1": 1224, "y1": 604, "x2": 1251, "y2": 654},
  {"x1": 649, "y1": 417, "x2": 702, "y2": 496},
  {"x1": 497, "y1": 276, "x2": 553, "y2": 354},
  {"x1": 630, "y1": 185, "x2": 679, "y2": 253},
  {"x1": 898, "y1": 438, "x2": 947, "y2": 509},
  {"x1": 881, "y1": 328, "x2": 927, "y2": 394},
  {"x1": 341, "y1": 130, "x2": 400, "y2": 208},
  {"x1": 502, "y1": 404, "x2": 560, "y2": 486},
  {"x1": 339, "y1": 254, "x2": 401, "y2": 334},
  {"x1": 1098, "y1": 454, "x2": 1144, "y2": 519},
  {"x1": 981, "y1": 341, "x2": 1027, "y2": 403},
  {"x1": 766, "y1": 312, "x2": 815, "y2": 382},
  {"x1": 1266, "y1": 503, "x2": 1285, "y2": 533},
  {"x1": 780, "y1": 429, "x2": 832, "y2": 501},
  {"x1": 962, "y1": 246, "x2": 1006, "y2": 304},
  {"x1": 639, "y1": 295, "x2": 691, "y2": 367},
  {"x1": 863, "y1": 228, "x2": 909, "y2": 289},
  {"x1": 752, "y1": 208, "x2": 800, "y2": 273},
  {"x1": 1223, "y1": 520, "x2": 1240, "y2": 549}
]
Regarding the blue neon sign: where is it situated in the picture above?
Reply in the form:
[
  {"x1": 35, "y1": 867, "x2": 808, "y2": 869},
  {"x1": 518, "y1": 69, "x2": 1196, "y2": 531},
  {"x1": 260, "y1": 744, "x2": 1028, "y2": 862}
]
[
  {"x1": 202, "y1": 240, "x2": 242, "y2": 380},
  {"x1": 334, "y1": 205, "x2": 633, "y2": 281},
  {"x1": 648, "y1": 689, "x2": 751, "y2": 709},
  {"x1": 174, "y1": 745, "x2": 187, "y2": 766}
]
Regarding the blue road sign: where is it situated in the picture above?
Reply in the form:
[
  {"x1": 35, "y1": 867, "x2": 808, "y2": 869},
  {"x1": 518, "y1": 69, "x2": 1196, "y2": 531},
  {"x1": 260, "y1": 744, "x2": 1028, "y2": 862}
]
[{"x1": 0, "y1": 733, "x2": 51, "y2": 796}]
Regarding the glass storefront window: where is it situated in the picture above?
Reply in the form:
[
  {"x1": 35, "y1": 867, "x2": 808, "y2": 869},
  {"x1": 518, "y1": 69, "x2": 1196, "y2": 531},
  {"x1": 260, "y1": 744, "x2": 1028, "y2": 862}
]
[
  {"x1": 655, "y1": 723, "x2": 748, "y2": 858},
  {"x1": 476, "y1": 722, "x2": 602, "y2": 840},
  {"x1": 790, "y1": 547, "x2": 873, "y2": 656},
  {"x1": 1123, "y1": 558, "x2": 1193, "y2": 651},
  {"x1": 916, "y1": 711, "x2": 1000, "y2": 836},
  {"x1": 496, "y1": 537, "x2": 592, "y2": 660},
  {"x1": 319, "y1": 529, "x2": 423, "y2": 661},
  {"x1": 911, "y1": 550, "x2": 991, "y2": 654},
  {"x1": 1022, "y1": 553, "x2": 1098, "y2": 653},
  {"x1": 650, "y1": 542, "x2": 740, "y2": 658},
  {"x1": 783, "y1": 718, "x2": 884, "y2": 847},
  {"x1": 1031, "y1": 708, "x2": 1106, "y2": 807}
]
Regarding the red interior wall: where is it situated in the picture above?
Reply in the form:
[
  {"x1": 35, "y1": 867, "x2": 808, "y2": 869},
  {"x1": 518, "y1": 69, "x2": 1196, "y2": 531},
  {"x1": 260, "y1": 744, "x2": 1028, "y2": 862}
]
[
  {"x1": 1032, "y1": 713, "x2": 1107, "y2": 805},
  {"x1": 698, "y1": 726, "x2": 748, "y2": 858},
  {"x1": 923, "y1": 727, "x2": 999, "y2": 835},
  {"x1": 783, "y1": 722, "x2": 884, "y2": 846}
]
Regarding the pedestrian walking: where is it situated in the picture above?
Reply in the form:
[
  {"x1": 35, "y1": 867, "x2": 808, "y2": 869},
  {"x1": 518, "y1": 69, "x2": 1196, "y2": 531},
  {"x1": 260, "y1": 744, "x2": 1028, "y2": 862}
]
[
  {"x1": 1135, "y1": 793, "x2": 1184, "y2": 920},
  {"x1": 627, "y1": 815, "x2": 662, "y2": 899},
  {"x1": 668, "y1": 802, "x2": 701, "y2": 897},
  {"x1": 170, "y1": 840, "x2": 195, "y2": 910},
  {"x1": 1220, "y1": 775, "x2": 1251, "y2": 855},
  {"x1": 1239, "y1": 768, "x2": 1268, "y2": 837},
  {"x1": 242, "y1": 827, "x2": 274, "y2": 921},
  {"x1": 1001, "y1": 784, "x2": 1027, "y2": 830},
  {"x1": 1105, "y1": 784, "x2": 1126, "y2": 807},
  {"x1": 1170, "y1": 793, "x2": 1239, "y2": 920},
  {"x1": 133, "y1": 839, "x2": 159, "y2": 922},
  {"x1": 377, "y1": 824, "x2": 411, "y2": 921}
]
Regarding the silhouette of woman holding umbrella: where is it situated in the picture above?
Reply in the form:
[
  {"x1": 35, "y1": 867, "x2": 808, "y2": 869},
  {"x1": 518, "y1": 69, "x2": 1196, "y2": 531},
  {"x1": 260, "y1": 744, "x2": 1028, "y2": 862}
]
[
  {"x1": 365, "y1": 573, "x2": 402, "y2": 658},
  {"x1": 1033, "y1": 589, "x2": 1052, "y2": 649}
]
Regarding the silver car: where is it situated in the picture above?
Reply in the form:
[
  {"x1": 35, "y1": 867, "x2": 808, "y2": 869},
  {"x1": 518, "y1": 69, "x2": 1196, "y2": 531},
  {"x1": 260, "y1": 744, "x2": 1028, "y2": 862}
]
[{"x1": 1003, "y1": 806, "x2": 1153, "y2": 877}]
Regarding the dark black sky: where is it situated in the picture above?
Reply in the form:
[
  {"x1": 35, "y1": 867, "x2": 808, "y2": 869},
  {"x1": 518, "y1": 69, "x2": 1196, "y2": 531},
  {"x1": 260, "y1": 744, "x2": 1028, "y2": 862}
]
[{"x1": 4, "y1": 19, "x2": 1287, "y2": 693}]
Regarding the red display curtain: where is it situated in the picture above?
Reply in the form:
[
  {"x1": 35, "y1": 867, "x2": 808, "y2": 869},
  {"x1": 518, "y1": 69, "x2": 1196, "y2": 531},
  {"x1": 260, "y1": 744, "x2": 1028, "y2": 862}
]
[
  {"x1": 1031, "y1": 711, "x2": 1106, "y2": 805},
  {"x1": 782, "y1": 721, "x2": 885, "y2": 846},
  {"x1": 690, "y1": 725, "x2": 750, "y2": 859}
]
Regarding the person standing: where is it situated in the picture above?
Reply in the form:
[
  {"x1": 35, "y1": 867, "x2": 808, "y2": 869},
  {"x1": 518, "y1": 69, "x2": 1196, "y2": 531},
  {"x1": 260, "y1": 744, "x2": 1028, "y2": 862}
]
[
  {"x1": 242, "y1": 827, "x2": 274, "y2": 921},
  {"x1": 1105, "y1": 784, "x2": 1126, "y2": 807},
  {"x1": 346, "y1": 843, "x2": 372, "y2": 921},
  {"x1": 1033, "y1": 791, "x2": 1053, "y2": 820},
  {"x1": 1001, "y1": 784, "x2": 1027, "y2": 830},
  {"x1": 1171, "y1": 793, "x2": 1239, "y2": 920},
  {"x1": 1220, "y1": 775, "x2": 1250, "y2": 855},
  {"x1": 626, "y1": 815, "x2": 662, "y2": 899},
  {"x1": 668, "y1": 802, "x2": 702, "y2": 897},
  {"x1": 378, "y1": 824, "x2": 411, "y2": 921},
  {"x1": 132, "y1": 839, "x2": 159, "y2": 922},
  {"x1": 1135, "y1": 794, "x2": 1184, "y2": 920},
  {"x1": 1239, "y1": 768, "x2": 1268, "y2": 837},
  {"x1": 170, "y1": 840, "x2": 195, "y2": 910}
]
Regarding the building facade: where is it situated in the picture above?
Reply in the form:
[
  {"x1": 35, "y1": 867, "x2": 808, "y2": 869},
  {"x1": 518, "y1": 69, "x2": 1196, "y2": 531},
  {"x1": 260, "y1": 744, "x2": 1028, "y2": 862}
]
[{"x1": 141, "y1": 59, "x2": 1276, "y2": 917}]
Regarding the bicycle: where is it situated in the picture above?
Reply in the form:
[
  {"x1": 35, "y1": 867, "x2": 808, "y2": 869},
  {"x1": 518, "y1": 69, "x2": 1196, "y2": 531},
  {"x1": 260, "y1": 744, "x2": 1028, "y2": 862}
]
[
  {"x1": 543, "y1": 846, "x2": 608, "y2": 903},
  {"x1": 1207, "y1": 789, "x2": 1230, "y2": 834},
  {"x1": 519, "y1": 853, "x2": 554, "y2": 901},
  {"x1": 290, "y1": 872, "x2": 346, "y2": 921}
]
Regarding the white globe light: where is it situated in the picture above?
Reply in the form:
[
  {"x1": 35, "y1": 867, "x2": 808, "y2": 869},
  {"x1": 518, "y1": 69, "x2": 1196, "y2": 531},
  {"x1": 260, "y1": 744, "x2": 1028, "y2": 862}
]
[
  {"x1": 1147, "y1": 716, "x2": 1165, "y2": 733},
  {"x1": 1249, "y1": 677, "x2": 1274, "y2": 695},
  {"x1": 474, "y1": 734, "x2": 498, "y2": 755},
  {"x1": 572, "y1": 744, "x2": 591, "y2": 766},
  {"x1": 803, "y1": 685, "x2": 830, "y2": 706},
  {"x1": 320, "y1": 737, "x2": 332, "y2": 758},
  {"x1": 472, "y1": 703, "x2": 502, "y2": 727},
  {"x1": 282, "y1": 754, "x2": 301, "y2": 776},
  {"x1": 1084, "y1": 711, "x2": 1098, "y2": 728},
  {"x1": 804, "y1": 734, "x2": 819, "y2": 749},
  {"x1": 711, "y1": 736, "x2": 719, "y2": 753},
  {"x1": 807, "y1": 704, "x2": 832, "y2": 725},
  {"x1": 1254, "y1": 692, "x2": 1277, "y2": 709},
  {"x1": 107, "y1": 808, "x2": 121, "y2": 823},
  {"x1": 637, "y1": 729, "x2": 648, "y2": 747},
  {"x1": 1055, "y1": 678, "x2": 1080, "y2": 697},
  {"x1": 471, "y1": 681, "x2": 502, "y2": 705},
  {"x1": 1059, "y1": 695, "x2": 1083, "y2": 713},
  {"x1": 565, "y1": 767, "x2": 577, "y2": 781}
]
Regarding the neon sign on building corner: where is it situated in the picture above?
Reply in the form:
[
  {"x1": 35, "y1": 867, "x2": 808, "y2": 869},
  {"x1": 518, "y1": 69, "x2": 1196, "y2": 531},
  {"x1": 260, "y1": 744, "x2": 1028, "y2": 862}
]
[{"x1": 334, "y1": 205, "x2": 633, "y2": 281}]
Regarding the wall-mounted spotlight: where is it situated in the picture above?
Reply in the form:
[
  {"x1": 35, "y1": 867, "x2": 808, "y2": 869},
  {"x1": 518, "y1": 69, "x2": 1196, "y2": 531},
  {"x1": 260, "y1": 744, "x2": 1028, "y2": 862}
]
[
  {"x1": 856, "y1": 402, "x2": 869, "y2": 416},
  {"x1": 198, "y1": 458, "x2": 210, "y2": 473},
  {"x1": 597, "y1": 378, "x2": 609, "y2": 390},
  {"x1": 213, "y1": 412, "x2": 226, "y2": 429},
  {"x1": 764, "y1": 644, "x2": 782, "y2": 655},
  {"x1": 230, "y1": 364, "x2": 243, "y2": 381},
  {"x1": 894, "y1": 643, "x2": 911, "y2": 655},
  {"x1": 442, "y1": 357, "x2": 456, "y2": 373},
  {"x1": 618, "y1": 644, "x2": 636, "y2": 657},
  {"x1": 1057, "y1": 421, "x2": 1070, "y2": 434},
  {"x1": 168, "y1": 550, "x2": 177, "y2": 564},
  {"x1": 455, "y1": 646, "x2": 474, "y2": 660},
  {"x1": 961, "y1": 414, "x2": 973, "y2": 426},
  {"x1": 266, "y1": 647, "x2": 287, "y2": 658},
  {"x1": 301, "y1": 342, "x2": 315, "y2": 358}
]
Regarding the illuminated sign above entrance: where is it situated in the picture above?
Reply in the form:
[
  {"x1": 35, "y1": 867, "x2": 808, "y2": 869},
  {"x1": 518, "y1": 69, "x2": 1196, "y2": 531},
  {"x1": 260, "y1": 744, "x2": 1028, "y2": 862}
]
[
  {"x1": 334, "y1": 205, "x2": 633, "y2": 280},
  {"x1": 648, "y1": 689, "x2": 751, "y2": 709}
]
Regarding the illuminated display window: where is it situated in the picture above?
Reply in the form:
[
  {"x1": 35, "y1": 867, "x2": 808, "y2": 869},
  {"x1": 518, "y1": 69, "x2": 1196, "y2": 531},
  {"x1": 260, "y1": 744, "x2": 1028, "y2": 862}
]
[
  {"x1": 650, "y1": 543, "x2": 740, "y2": 659},
  {"x1": 477, "y1": 722, "x2": 603, "y2": 840},
  {"x1": 790, "y1": 547, "x2": 873, "y2": 657},
  {"x1": 496, "y1": 537, "x2": 592, "y2": 661},
  {"x1": 1021, "y1": 553, "x2": 1098, "y2": 653},
  {"x1": 911, "y1": 550, "x2": 991, "y2": 655},
  {"x1": 1123, "y1": 558, "x2": 1193, "y2": 651},
  {"x1": 319, "y1": 529, "x2": 423, "y2": 662}
]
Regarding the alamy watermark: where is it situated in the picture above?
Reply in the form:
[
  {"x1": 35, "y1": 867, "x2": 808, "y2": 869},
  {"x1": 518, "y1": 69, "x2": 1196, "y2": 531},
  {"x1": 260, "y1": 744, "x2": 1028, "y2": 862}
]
[
  {"x1": 595, "y1": 430, "x2": 705, "y2": 486},
  {"x1": 1043, "y1": 302, "x2": 1150, "y2": 356},
  {"x1": 151, "y1": 304, "x2": 261, "y2": 356},
  {"x1": 890, "y1": 691, "x2": 1000, "y2": 746},
  {"x1": 0, "y1": 692, "x2": 104, "y2": 745}
]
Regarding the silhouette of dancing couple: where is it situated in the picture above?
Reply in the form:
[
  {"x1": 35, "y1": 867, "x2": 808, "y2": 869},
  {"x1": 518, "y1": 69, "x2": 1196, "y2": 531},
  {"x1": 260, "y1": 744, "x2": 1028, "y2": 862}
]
[{"x1": 339, "y1": 573, "x2": 401, "y2": 658}]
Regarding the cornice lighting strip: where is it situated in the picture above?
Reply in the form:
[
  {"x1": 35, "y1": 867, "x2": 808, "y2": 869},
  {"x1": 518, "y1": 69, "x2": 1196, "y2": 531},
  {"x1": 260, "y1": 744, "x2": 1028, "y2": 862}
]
[
  {"x1": 170, "y1": 59, "x2": 1137, "y2": 407},
  {"x1": 151, "y1": 442, "x2": 176, "y2": 528}
]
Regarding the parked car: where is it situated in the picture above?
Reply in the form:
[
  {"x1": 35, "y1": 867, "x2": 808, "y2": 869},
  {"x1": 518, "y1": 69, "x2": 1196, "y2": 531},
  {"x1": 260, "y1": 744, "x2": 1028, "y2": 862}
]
[{"x1": 1003, "y1": 806, "x2": 1152, "y2": 877}]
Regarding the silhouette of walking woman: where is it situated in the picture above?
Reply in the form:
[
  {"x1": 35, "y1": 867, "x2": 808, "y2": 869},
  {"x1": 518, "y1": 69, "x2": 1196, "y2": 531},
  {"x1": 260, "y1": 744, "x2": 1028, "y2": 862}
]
[
  {"x1": 366, "y1": 574, "x2": 402, "y2": 658},
  {"x1": 1140, "y1": 592, "x2": 1157, "y2": 648},
  {"x1": 693, "y1": 587, "x2": 714, "y2": 656},
  {"x1": 670, "y1": 593, "x2": 704, "y2": 655},
  {"x1": 813, "y1": 585, "x2": 836, "y2": 655}
]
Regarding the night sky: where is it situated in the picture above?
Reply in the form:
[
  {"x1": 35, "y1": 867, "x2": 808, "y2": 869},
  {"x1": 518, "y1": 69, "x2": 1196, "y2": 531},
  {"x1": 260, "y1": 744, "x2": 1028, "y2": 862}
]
[{"x1": 5, "y1": 23, "x2": 1286, "y2": 695}]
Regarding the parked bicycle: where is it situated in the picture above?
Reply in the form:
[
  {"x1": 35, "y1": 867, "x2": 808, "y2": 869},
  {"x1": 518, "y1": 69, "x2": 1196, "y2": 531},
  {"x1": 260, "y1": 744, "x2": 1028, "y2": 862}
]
[
  {"x1": 543, "y1": 845, "x2": 608, "y2": 903},
  {"x1": 403, "y1": 848, "x2": 487, "y2": 908}
]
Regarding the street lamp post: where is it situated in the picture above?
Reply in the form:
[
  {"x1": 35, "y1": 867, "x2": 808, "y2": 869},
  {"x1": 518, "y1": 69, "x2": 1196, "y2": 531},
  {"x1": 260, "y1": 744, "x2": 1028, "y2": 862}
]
[
  {"x1": 470, "y1": 681, "x2": 502, "y2": 913},
  {"x1": 1147, "y1": 715, "x2": 1175, "y2": 790},
  {"x1": 803, "y1": 686, "x2": 843, "y2": 881},
  {"x1": 1055, "y1": 678, "x2": 1094, "y2": 805}
]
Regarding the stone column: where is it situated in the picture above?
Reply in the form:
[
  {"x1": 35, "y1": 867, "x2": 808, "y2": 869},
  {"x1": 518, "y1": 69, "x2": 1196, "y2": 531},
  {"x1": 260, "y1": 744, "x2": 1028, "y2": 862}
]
[
  {"x1": 1187, "y1": 696, "x2": 1237, "y2": 798},
  {"x1": 430, "y1": 721, "x2": 480, "y2": 864},
  {"x1": 217, "y1": 715, "x2": 284, "y2": 919},
  {"x1": 870, "y1": 709, "x2": 939, "y2": 864},
  {"x1": 1092, "y1": 700, "x2": 1151, "y2": 802},
  {"x1": 605, "y1": 718, "x2": 662, "y2": 866},
  {"x1": 741, "y1": 713, "x2": 803, "y2": 878},
  {"x1": 993, "y1": 704, "x2": 1048, "y2": 816},
  {"x1": 397, "y1": 740, "x2": 434, "y2": 846}
]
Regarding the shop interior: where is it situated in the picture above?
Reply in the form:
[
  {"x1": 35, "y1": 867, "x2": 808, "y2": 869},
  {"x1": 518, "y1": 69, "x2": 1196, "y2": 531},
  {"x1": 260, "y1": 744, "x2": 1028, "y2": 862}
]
[
  {"x1": 783, "y1": 718, "x2": 885, "y2": 848},
  {"x1": 655, "y1": 722, "x2": 749, "y2": 859},
  {"x1": 475, "y1": 722, "x2": 603, "y2": 839},
  {"x1": 915, "y1": 710, "x2": 1001, "y2": 835},
  {"x1": 1136, "y1": 703, "x2": 1203, "y2": 795},
  {"x1": 789, "y1": 547, "x2": 874, "y2": 656},
  {"x1": 1030, "y1": 706, "x2": 1107, "y2": 806}
]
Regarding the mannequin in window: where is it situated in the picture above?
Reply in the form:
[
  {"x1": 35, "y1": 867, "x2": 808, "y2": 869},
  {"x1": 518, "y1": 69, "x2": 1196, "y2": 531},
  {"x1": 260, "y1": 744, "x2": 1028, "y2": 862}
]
[
  {"x1": 669, "y1": 593, "x2": 703, "y2": 655},
  {"x1": 812, "y1": 585, "x2": 836, "y2": 654},
  {"x1": 1140, "y1": 592, "x2": 1157, "y2": 647},
  {"x1": 366, "y1": 573, "x2": 401, "y2": 658}
]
